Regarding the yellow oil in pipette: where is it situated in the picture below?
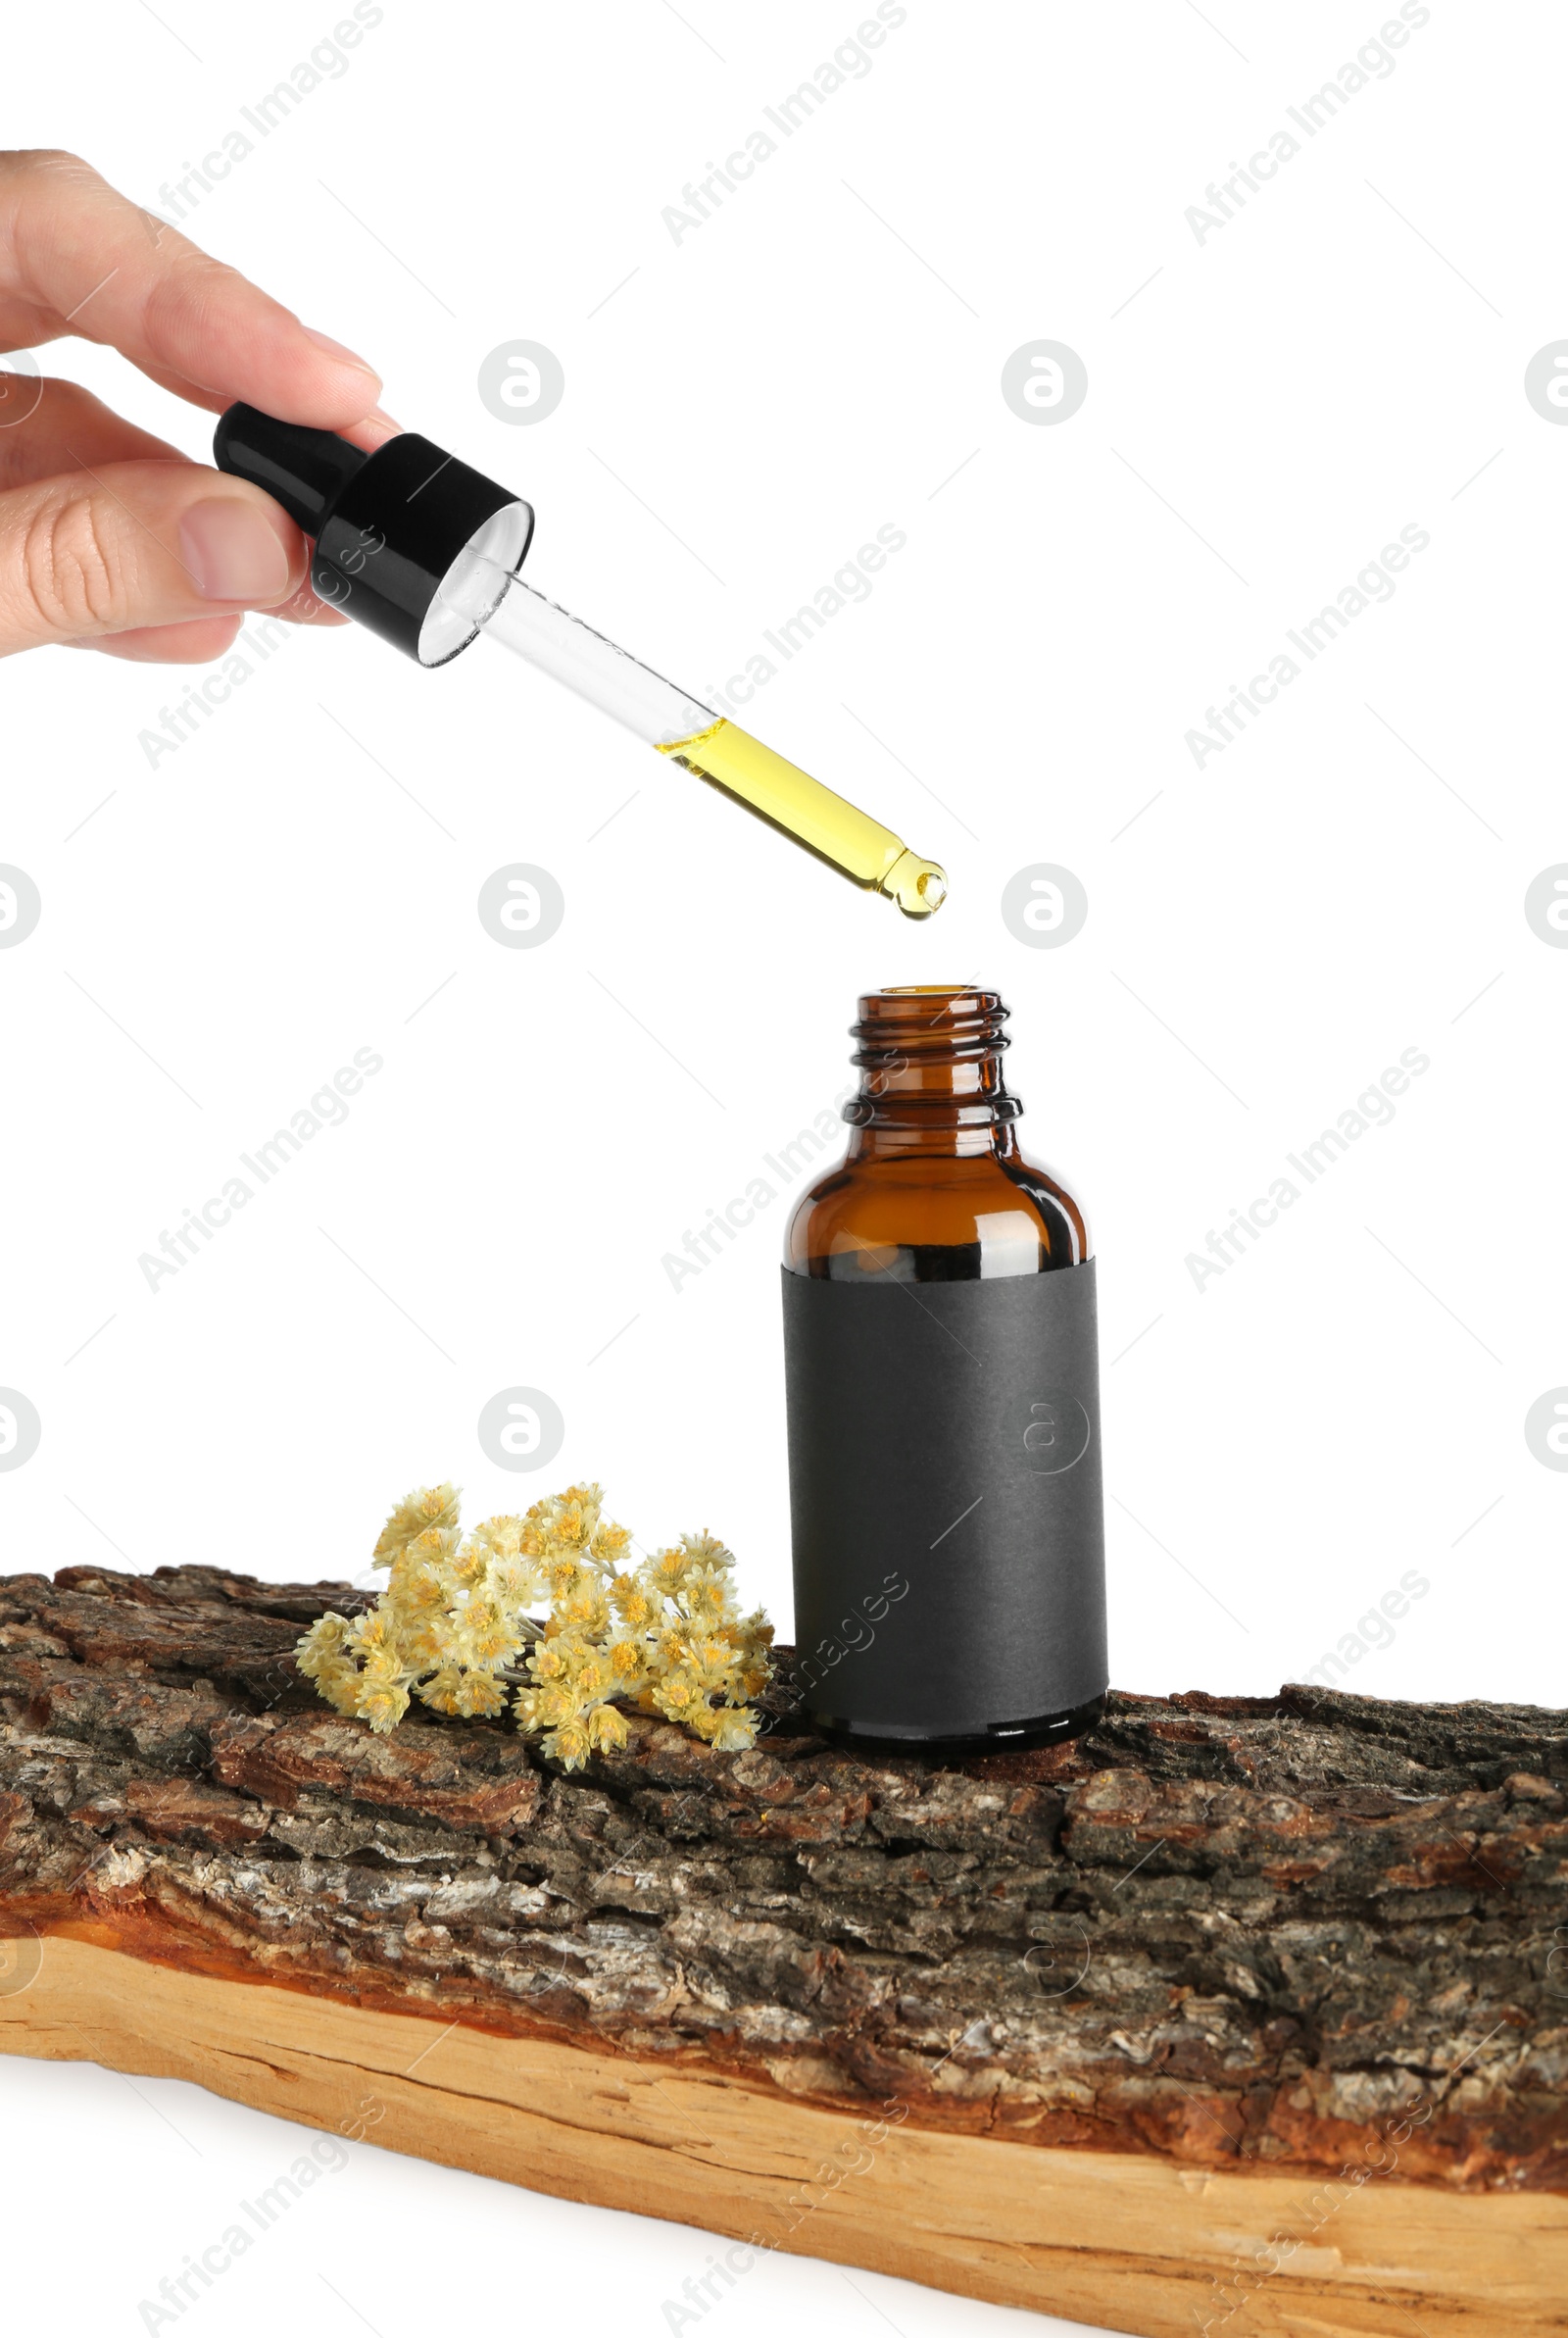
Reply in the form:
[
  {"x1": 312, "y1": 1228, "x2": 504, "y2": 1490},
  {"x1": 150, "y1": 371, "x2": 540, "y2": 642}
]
[{"x1": 658, "y1": 720, "x2": 947, "y2": 919}]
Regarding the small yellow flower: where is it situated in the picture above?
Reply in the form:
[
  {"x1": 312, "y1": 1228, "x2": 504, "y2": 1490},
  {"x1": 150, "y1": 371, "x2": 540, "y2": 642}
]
[
  {"x1": 548, "y1": 1719, "x2": 591, "y2": 1769},
  {"x1": 573, "y1": 1654, "x2": 612, "y2": 1702},
  {"x1": 587, "y1": 1702, "x2": 628, "y2": 1754},
  {"x1": 295, "y1": 1613, "x2": 351, "y2": 1677},
  {"x1": 471, "y1": 1514, "x2": 525, "y2": 1561},
  {"x1": 311, "y1": 1658, "x2": 363, "y2": 1716},
  {"x1": 681, "y1": 1528, "x2": 734, "y2": 1569},
  {"x1": 404, "y1": 1620, "x2": 454, "y2": 1668},
  {"x1": 444, "y1": 1539, "x2": 486, "y2": 1588},
  {"x1": 453, "y1": 1670, "x2": 508, "y2": 1719},
  {"x1": 361, "y1": 1645, "x2": 407, "y2": 1685},
  {"x1": 349, "y1": 1610, "x2": 395, "y2": 1657},
  {"x1": 460, "y1": 1592, "x2": 517, "y2": 1663},
  {"x1": 490, "y1": 1555, "x2": 548, "y2": 1609},
  {"x1": 372, "y1": 1483, "x2": 461, "y2": 1565},
  {"x1": 645, "y1": 1545, "x2": 690, "y2": 1595},
  {"x1": 405, "y1": 1525, "x2": 460, "y2": 1571},
  {"x1": 418, "y1": 1665, "x2": 467, "y2": 1715},
  {"x1": 388, "y1": 1563, "x2": 448, "y2": 1620},
  {"x1": 682, "y1": 1561, "x2": 734, "y2": 1614},
  {"x1": 653, "y1": 1670, "x2": 698, "y2": 1716},
  {"x1": 356, "y1": 1680, "x2": 411, "y2": 1734}
]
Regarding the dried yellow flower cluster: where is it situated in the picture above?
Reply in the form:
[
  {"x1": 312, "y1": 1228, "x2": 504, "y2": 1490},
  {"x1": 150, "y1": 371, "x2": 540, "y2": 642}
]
[{"x1": 296, "y1": 1481, "x2": 773, "y2": 1769}]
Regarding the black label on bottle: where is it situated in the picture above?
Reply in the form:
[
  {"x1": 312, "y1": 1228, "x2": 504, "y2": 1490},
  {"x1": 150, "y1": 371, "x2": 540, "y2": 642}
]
[{"x1": 780, "y1": 1260, "x2": 1107, "y2": 1737}]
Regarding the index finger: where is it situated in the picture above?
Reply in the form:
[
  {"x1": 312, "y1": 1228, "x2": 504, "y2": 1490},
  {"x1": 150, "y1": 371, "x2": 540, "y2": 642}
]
[{"x1": 0, "y1": 148, "x2": 383, "y2": 428}]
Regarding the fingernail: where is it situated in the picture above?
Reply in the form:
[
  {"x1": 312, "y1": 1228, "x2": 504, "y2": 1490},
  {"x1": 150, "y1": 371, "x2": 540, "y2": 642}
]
[
  {"x1": 179, "y1": 498, "x2": 295, "y2": 603},
  {"x1": 360, "y1": 406, "x2": 402, "y2": 445},
  {"x1": 303, "y1": 325, "x2": 381, "y2": 384}
]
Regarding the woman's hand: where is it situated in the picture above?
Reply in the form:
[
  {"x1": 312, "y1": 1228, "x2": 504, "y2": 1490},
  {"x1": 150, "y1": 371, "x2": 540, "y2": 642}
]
[{"x1": 0, "y1": 148, "x2": 394, "y2": 663}]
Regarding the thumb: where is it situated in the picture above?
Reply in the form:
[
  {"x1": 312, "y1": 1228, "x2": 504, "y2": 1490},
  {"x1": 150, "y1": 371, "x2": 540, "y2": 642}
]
[{"x1": 0, "y1": 459, "x2": 307, "y2": 657}]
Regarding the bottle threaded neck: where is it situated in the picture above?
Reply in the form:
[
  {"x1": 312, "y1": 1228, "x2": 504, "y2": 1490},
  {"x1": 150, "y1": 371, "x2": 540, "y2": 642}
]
[{"x1": 844, "y1": 985, "x2": 1021, "y2": 1130}]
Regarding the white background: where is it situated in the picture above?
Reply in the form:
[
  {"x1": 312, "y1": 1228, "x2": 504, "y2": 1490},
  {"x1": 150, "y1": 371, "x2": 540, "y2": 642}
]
[{"x1": 2, "y1": 3, "x2": 1564, "y2": 2332}]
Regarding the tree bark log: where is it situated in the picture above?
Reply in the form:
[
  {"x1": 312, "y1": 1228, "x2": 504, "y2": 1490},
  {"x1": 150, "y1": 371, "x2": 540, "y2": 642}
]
[{"x1": 2, "y1": 1561, "x2": 1565, "y2": 2336}]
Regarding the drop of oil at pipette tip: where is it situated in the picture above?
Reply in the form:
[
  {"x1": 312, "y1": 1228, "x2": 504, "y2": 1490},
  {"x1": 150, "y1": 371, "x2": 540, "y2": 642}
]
[{"x1": 884, "y1": 852, "x2": 949, "y2": 919}]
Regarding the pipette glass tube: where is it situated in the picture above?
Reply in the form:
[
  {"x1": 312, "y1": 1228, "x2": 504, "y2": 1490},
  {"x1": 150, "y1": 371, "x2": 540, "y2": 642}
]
[{"x1": 436, "y1": 549, "x2": 947, "y2": 919}]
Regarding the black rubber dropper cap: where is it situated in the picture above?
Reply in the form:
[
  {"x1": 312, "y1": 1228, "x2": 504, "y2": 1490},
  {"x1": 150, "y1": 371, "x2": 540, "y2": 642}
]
[{"x1": 213, "y1": 404, "x2": 533, "y2": 665}]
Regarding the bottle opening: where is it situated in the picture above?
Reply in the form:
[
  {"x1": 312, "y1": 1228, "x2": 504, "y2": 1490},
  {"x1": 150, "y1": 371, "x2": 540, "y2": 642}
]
[{"x1": 855, "y1": 985, "x2": 1007, "y2": 1042}]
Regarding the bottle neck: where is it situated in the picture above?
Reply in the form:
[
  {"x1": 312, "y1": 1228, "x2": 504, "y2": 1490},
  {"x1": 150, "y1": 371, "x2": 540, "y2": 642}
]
[{"x1": 843, "y1": 986, "x2": 1021, "y2": 1160}]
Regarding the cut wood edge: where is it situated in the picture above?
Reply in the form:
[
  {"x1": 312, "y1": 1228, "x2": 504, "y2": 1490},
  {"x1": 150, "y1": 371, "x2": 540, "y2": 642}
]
[{"x1": 2, "y1": 1935, "x2": 1563, "y2": 2338}]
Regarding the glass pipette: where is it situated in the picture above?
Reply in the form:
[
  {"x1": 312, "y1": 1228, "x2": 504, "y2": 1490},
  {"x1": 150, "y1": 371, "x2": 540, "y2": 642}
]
[
  {"x1": 435, "y1": 546, "x2": 946, "y2": 917},
  {"x1": 214, "y1": 404, "x2": 948, "y2": 918}
]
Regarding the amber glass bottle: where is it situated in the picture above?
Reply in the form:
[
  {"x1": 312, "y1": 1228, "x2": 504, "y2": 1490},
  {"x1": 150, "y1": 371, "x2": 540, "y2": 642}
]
[{"x1": 780, "y1": 985, "x2": 1107, "y2": 1752}]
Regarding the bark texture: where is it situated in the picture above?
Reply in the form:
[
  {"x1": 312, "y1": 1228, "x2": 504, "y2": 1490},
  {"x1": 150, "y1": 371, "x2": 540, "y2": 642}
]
[{"x1": 1, "y1": 1560, "x2": 1564, "y2": 2194}]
